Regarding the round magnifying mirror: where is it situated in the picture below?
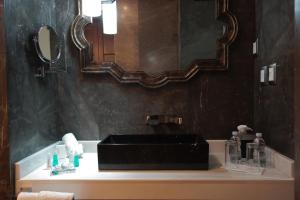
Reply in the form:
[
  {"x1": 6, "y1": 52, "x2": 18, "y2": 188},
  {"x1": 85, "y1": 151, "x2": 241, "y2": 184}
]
[{"x1": 36, "y1": 26, "x2": 61, "y2": 63}]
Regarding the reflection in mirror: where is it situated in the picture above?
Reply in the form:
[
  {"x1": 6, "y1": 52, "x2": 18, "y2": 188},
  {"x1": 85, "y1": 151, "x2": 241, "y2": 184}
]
[
  {"x1": 36, "y1": 26, "x2": 61, "y2": 63},
  {"x1": 72, "y1": 0, "x2": 238, "y2": 88},
  {"x1": 85, "y1": 0, "x2": 224, "y2": 73},
  {"x1": 180, "y1": 0, "x2": 224, "y2": 66}
]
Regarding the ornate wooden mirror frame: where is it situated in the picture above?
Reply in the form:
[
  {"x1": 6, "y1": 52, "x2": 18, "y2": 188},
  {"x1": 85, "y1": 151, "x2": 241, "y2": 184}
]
[{"x1": 71, "y1": 0, "x2": 238, "y2": 88}]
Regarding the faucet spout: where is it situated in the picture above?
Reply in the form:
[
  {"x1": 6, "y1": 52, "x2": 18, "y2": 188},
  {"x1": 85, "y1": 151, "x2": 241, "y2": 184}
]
[{"x1": 146, "y1": 115, "x2": 183, "y2": 126}]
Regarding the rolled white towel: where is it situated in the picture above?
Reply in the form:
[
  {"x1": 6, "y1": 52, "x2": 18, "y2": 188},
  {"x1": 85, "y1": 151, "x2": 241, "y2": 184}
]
[
  {"x1": 62, "y1": 133, "x2": 79, "y2": 151},
  {"x1": 62, "y1": 133, "x2": 83, "y2": 157},
  {"x1": 39, "y1": 191, "x2": 74, "y2": 200},
  {"x1": 17, "y1": 192, "x2": 39, "y2": 200}
]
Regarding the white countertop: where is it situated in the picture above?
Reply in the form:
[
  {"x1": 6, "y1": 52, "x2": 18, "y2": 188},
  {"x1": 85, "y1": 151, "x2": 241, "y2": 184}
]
[
  {"x1": 21, "y1": 153, "x2": 293, "y2": 182},
  {"x1": 15, "y1": 140, "x2": 295, "y2": 200}
]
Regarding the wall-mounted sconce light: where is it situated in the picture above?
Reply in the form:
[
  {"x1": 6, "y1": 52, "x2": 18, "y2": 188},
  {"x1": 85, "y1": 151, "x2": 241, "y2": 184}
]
[
  {"x1": 102, "y1": 0, "x2": 117, "y2": 34},
  {"x1": 82, "y1": 0, "x2": 102, "y2": 17},
  {"x1": 81, "y1": 0, "x2": 118, "y2": 34}
]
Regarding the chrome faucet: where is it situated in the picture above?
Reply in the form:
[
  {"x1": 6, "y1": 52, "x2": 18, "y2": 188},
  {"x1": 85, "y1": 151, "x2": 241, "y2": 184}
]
[{"x1": 146, "y1": 115, "x2": 183, "y2": 126}]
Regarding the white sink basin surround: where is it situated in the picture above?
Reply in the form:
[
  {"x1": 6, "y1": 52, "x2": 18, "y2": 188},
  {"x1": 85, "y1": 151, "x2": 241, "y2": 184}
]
[{"x1": 15, "y1": 140, "x2": 294, "y2": 200}]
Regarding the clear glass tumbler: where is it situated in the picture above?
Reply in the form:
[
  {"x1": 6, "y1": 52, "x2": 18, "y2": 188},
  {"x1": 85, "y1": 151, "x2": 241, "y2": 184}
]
[{"x1": 246, "y1": 143, "x2": 260, "y2": 167}]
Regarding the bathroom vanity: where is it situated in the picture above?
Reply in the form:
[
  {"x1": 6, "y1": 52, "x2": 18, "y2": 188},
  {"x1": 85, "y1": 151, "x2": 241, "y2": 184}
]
[{"x1": 15, "y1": 140, "x2": 294, "y2": 200}]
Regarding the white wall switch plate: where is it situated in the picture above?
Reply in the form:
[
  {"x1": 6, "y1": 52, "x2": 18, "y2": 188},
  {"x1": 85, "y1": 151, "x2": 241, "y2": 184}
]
[
  {"x1": 268, "y1": 63, "x2": 277, "y2": 84},
  {"x1": 253, "y1": 38, "x2": 258, "y2": 55},
  {"x1": 260, "y1": 66, "x2": 268, "y2": 85}
]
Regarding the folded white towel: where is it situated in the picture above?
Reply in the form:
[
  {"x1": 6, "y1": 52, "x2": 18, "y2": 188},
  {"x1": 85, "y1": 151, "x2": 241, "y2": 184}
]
[
  {"x1": 39, "y1": 191, "x2": 74, "y2": 200},
  {"x1": 17, "y1": 192, "x2": 39, "y2": 200},
  {"x1": 17, "y1": 191, "x2": 74, "y2": 200}
]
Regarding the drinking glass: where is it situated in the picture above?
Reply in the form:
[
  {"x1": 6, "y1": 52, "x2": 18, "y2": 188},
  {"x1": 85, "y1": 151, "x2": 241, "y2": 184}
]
[
  {"x1": 246, "y1": 143, "x2": 260, "y2": 167},
  {"x1": 225, "y1": 140, "x2": 239, "y2": 169}
]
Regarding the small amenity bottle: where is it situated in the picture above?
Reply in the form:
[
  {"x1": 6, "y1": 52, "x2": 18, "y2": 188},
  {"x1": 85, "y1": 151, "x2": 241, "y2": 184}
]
[
  {"x1": 253, "y1": 133, "x2": 266, "y2": 167},
  {"x1": 52, "y1": 151, "x2": 59, "y2": 167},
  {"x1": 230, "y1": 131, "x2": 241, "y2": 160},
  {"x1": 74, "y1": 153, "x2": 79, "y2": 167},
  {"x1": 225, "y1": 131, "x2": 242, "y2": 169}
]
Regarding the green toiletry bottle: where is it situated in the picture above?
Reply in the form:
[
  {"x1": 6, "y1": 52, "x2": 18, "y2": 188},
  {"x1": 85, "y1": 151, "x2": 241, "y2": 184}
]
[
  {"x1": 74, "y1": 153, "x2": 79, "y2": 167},
  {"x1": 52, "y1": 152, "x2": 59, "y2": 167}
]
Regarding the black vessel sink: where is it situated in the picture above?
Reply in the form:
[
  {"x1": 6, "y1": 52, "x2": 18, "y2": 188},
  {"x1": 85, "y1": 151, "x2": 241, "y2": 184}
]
[{"x1": 97, "y1": 134, "x2": 209, "y2": 170}]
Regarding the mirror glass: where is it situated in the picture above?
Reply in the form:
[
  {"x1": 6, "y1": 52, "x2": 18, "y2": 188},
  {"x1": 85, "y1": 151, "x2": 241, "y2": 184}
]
[
  {"x1": 72, "y1": 0, "x2": 238, "y2": 87},
  {"x1": 84, "y1": 0, "x2": 225, "y2": 74},
  {"x1": 37, "y1": 26, "x2": 60, "y2": 63},
  {"x1": 180, "y1": 0, "x2": 224, "y2": 66}
]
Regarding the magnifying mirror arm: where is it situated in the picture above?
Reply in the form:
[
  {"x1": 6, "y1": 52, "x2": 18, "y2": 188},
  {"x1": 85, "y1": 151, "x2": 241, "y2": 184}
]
[
  {"x1": 34, "y1": 65, "x2": 46, "y2": 78},
  {"x1": 36, "y1": 62, "x2": 67, "y2": 76}
]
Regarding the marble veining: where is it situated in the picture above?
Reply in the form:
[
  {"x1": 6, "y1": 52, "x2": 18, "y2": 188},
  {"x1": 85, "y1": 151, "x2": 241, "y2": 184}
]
[
  {"x1": 5, "y1": 0, "x2": 60, "y2": 164},
  {"x1": 254, "y1": 0, "x2": 294, "y2": 158}
]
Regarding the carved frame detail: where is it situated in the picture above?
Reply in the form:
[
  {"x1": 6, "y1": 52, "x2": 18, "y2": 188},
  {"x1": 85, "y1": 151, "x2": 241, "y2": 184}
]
[{"x1": 71, "y1": 0, "x2": 238, "y2": 88}]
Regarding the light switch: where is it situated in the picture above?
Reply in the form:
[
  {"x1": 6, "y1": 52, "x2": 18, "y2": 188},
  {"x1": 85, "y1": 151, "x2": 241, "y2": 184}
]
[
  {"x1": 268, "y1": 63, "x2": 277, "y2": 84},
  {"x1": 260, "y1": 66, "x2": 268, "y2": 85},
  {"x1": 253, "y1": 38, "x2": 258, "y2": 55}
]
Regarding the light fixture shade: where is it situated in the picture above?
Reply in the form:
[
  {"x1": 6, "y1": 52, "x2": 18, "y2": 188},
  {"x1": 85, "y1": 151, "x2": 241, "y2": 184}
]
[
  {"x1": 82, "y1": 0, "x2": 102, "y2": 17},
  {"x1": 103, "y1": 1, "x2": 117, "y2": 34}
]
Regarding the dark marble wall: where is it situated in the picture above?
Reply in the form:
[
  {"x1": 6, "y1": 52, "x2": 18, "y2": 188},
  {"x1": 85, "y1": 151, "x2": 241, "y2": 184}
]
[
  {"x1": 188, "y1": 0, "x2": 255, "y2": 139},
  {"x1": 57, "y1": 0, "x2": 255, "y2": 141},
  {"x1": 5, "y1": 0, "x2": 60, "y2": 164},
  {"x1": 254, "y1": 0, "x2": 294, "y2": 158},
  {"x1": 4, "y1": 0, "x2": 255, "y2": 165}
]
